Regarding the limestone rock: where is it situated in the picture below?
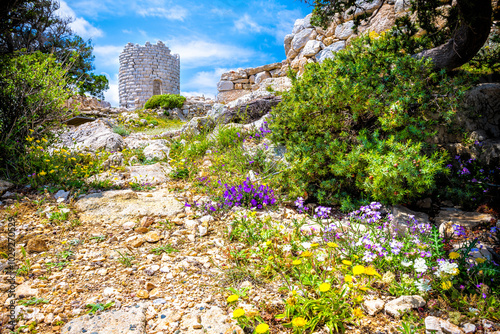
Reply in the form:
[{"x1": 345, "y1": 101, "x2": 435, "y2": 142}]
[
  {"x1": 391, "y1": 205, "x2": 431, "y2": 234},
  {"x1": 57, "y1": 119, "x2": 124, "y2": 152},
  {"x1": 292, "y1": 14, "x2": 313, "y2": 34},
  {"x1": 301, "y1": 40, "x2": 323, "y2": 57},
  {"x1": 335, "y1": 21, "x2": 356, "y2": 40},
  {"x1": 284, "y1": 34, "x2": 294, "y2": 56},
  {"x1": 101, "y1": 152, "x2": 124, "y2": 170},
  {"x1": 62, "y1": 303, "x2": 147, "y2": 334},
  {"x1": 436, "y1": 208, "x2": 495, "y2": 238},
  {"x1": 245, "y1": 63, "x2": 282, "y2": 76},
  {"x1": 395, "y1": 0, "x2": 411, "y2": 13},
  {"x1": 143, "y1": 142, "x2": 170, "y2": 160},
  {"x1": 364, "y1": 299, "x2": 385, "y2": 316},
  {"x1": 26, "y1": 238, "x2": 48, "y2": 253},
  {"x1": 16, "y1": 283, "x2": 38, "y2": 298},
  {"x1": 216, "y1": 90, "x2": 250, "y2": 104},
  {"x1": 88, "y1": 162, "x2": 171, "y2": 188},
  {"x1": 254, "y1": 71, "x2": 271, "y2": 85},
  {"x1": 315, "y1": 41, "x2": 346, "y2": 63},
  {"x1": 291, "y1": 28, "x2": 314, "y2": 51},
  {"x1": 220, "y1": 69, "x2": 247, "y2": 81},
  {"x1": 425, "y1": 316, "x2": 465, "y2": 334},
  {"x1": 144, "y1": 231, "x2": 160, "y2": 243},
  {"x1": 217, "y1": 80, "x2": 234, "y2": 92},
  {"x1": 385, "y1": 295, "x2": 425, "y2": 318},
  {"x1": 0, "y1": 180, "x2": 13, "y2": 195},
  {"x1": 75, "y1": 188, "x2": 184, "y2": 224},
  {"x1": 53, "y1": 190, "x2": 70, "y2": 202}
]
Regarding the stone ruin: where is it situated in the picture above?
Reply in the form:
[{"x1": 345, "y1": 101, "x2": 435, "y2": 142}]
[{"x1": 119, "y1": 41, "x2": 180, "y2": 109}]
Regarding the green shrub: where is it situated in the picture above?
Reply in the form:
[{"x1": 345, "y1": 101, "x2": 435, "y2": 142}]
[
  {"x1": 144, "y1": 94, "x2": 186, "y2": 110},
  {"x1": 270, "y1": 31, "x2": 472, "y2": 207}
]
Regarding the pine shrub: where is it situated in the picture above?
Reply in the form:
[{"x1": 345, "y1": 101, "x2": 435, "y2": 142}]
[
  {"x1": 270, "y1": 31, "x2": 471, "y2": 207},
  {"x1": 144, "y1": 94, "x2": 186, "y2": 110}
]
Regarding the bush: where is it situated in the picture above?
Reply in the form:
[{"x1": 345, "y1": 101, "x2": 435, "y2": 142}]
[
  {"x1": 144, "y1": 94, "x2": 186, "y2": 110},
  {"x1": 0, "y1": 51, "x2": 71, "y2": 178},
  {"x1": 270, "y1": 31, "x2": 472, "y2": 207}
]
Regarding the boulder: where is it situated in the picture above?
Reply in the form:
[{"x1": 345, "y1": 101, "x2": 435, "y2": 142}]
[
  {"x1": 62, "y1": 303, "x2": 147, "y2": 334},
  {"x1": 391, "y1": 205, "x2": 431, "y2": 234},
  {"x1": 316, "y1": 41, "x2": 346, "y2": 63},
  {"x1": 216, "y1": 89, "x2": 250, "y2": 104},
  {"x1": 436, "y1": 208, "x2": 495, "y2": 238},
  {"x1": 87, "y1": 162, "x2": 172, "y2": 188},
  {"x1": 75, "y1": 188, "x2": 184, "y2": 224},
  {"x1": 385, "y1": 295, "x2": 425, "y2": 318},
  {"x1": 395, "y1": 0, "x2": 411, "y2": 13},
  {"x1": 425, "y1": 316, "x2": 465, "y2": 334},
  {"x1": 220, "y1": 69, "x2": 248, "y2": 81},
  {"x1": 245, "y1": 63, "x2": 282, "y2": 76},
  {"x1": 291, "y1": 28, "x2": 315, "y2": 51},
  {"x1": 217, "y1": 80, "x2": 234, "y2": 91},
  {"x1": 301, "y1": 40, "x2": 323, "y2": 57},
  {"x1": 254, "y1": 71, "x2": 271, "y2": 84},
  {"x1": 143, "y1": 142, "x2": 170, "y2": 160},
  {"x1": 57, "y1": 119, "x2": 124, "y2": 152},
  {"x1": 292, "y1": 14, "x2": 313, "y2": 34},
  {"x1": 364, "y1": 299, "x2": 385, "y2": 316},
  {"x1": 0, "y1": 180, "x2": 13, "y2": 195},
  {"x1": 284, "y1": 34, "x2": 294, "y2": 56},
  {"x1": 335, "y1": 21, "x2": 356, "y2": 40}
]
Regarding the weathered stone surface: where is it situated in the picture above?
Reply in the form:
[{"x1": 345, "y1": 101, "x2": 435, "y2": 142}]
[
  {"x1": 217, "y1": 80, "x2": 234, "y2": 91},
  {"x1": 0, "y1": 180, "x2": 13, "y2": 195},
  {"x1": 335, "y1": 21, "x2": 356, "y2": 39},
  {"x1": 395, "y1": 0, "x2": 410, "y2": 13},
  {"x1": 54, "y1": 190, "x2": 70, "y2": 201},
  {"x1": 364, "y1": 299, "x2": 385, "y2": 316},
  {"x1": 26, "y1": 238, "x2": 49, "y2": 253},
  {"x1": 292, "y1": 14, "x2": 313, "y2": 34},
  {"x1": 88, "y1": 162, "x2": 171, "y2": 188},
  {"x1": 316, "y1": 41, "x2": 346, "y2": 63},
  {"x1": 425, "y1": 316, "x2": 465, "y2": 334},
  {"x1": 291, "y1": 28, "x2": 314, "y2": 51},
  {"x1": 245, "y1": 63, "x2": 282, "y2": 76},
  {"x1": 301, "y1": 40, "x2": 323, "y2": 57},
  {"x1": 254, "y1": 71, "x2": 271, "y2": 85},
  {"x1": 284, "y1": 34, "x2": 294, "y2": 56},
  {"x1": 16, "y1": 283, "x2": 38, "y2": 298},
  {"x1": 177, "y1": 306, "x2": 240, "y2": 334},
  {"x1": 359, "y1": 4, "x2": 396, "y2": 34},
  {"x1": 62, "y1": 303, "x2": 147, "y2": 334},
  {"x1": 391, "y1": 205, "x2": 430, "y2": 234},
  {"x1": 220, "y1": 69, "x2": 248, "y2": 81},
  {"x1": 143, "y1": 142, "x2": 170, "y2": 160},
  {"x1": 385, "y1": 295, "x2": 425, "y2": 318},
  {"x1": 436, "y1": 208, "x2": 495, "y2": 238},
  {"x1": 75, "y1": 188, "x2": 184, "y2": 223},
  {"x1": 57, "y1": 120, "x2": 124, "y2": 152},
  {"x1": 216, "y1": 89, "x2": 250, "y2": 104}
]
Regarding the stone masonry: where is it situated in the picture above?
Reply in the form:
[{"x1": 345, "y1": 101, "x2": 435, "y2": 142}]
[{"x1": 119, "y1": 41, "x2": 180, "y2": 109}]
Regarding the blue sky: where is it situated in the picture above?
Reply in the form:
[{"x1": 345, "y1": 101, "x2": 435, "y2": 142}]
[{"x1": 57, "y1": 0, "x2": 313, "y2": 106}]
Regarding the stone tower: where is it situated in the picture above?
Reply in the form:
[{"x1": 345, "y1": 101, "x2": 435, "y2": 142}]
[{"x1": 119, "y1": 41, "x2": 180, "y2": 109}]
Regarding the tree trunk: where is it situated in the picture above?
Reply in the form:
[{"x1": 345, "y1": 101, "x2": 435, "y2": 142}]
[{"x1": 414, "y1": 0, "x2": 493, "y2": 70}]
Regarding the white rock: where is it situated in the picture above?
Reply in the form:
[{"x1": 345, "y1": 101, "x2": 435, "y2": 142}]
[
  {"x1": 335, "y1": 21, "x2": 356, "y2": 39},
  {"x1": 284, "y1": 34, "x2": 294, "y2": 56},
  {"x1": 301, "y1": 40, "x2": 323, "y2": 57},
  {"x1": 54, "y1": 190, "x2": 70, "y2": 201},
  {"x1": 103, "y1": 287, "x2": 118, "y2": 297},
  {"x1": 316, "y1": 41, "x2": 346, "y2": 63},
  {"x1": 394, "y1": 0, "x2": 410, "y2": 13},
  {"x1": 363, "y1": 299, "x2": 385, "y2": 316},
  {"x1": 123, "y1": 221, "x2": 135, "y2": 230},
  {"x1": 291, "y1": 28, "x2": 314, "y2": 51},
  {"x1": 385, "y1": 295, "x2": 425, "y2": 318},
  {"x1": 198, "y1": 225, "x2": 208, "y2": 237},
  {"x1": 217, "y1": 80, "x2": 234, "y2": 92},
  {"x1": 254, "y1": 71, "x2": 271, "y2": 85},
  {"x1": 143, "y1": 142, "x2": 170, "y2": 160}
]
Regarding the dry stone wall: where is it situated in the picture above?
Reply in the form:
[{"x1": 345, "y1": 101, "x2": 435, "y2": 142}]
[
  {"x1": 119, "y1": 41, "x2": 180, "y2": 109},
  {"x1": 217, "y1": 0, "x2": 411, "y2": 103}
]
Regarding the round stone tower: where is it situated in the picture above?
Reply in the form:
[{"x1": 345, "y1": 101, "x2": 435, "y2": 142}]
[{"x1": 119, "y1": 41, "x2": 180, "y2": 109}]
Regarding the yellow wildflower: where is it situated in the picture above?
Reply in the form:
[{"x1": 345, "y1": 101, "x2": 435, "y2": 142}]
[
  {"x1": 286, "y1": 297, "x2": 296, "y2": 305},
  {"x1": 345, "y1": 274, "x2": 353, "y2": 282},
  {"x1": 449, "y1": 252, "x2": 460, "y2": 260},
  {"x1": 39, "y1": 171, "x2": 47, "y2": 176},
  {"x1": 310, "y1": 243, "x2": 319, "y2": 248},
  {"x1": 364, "y1": 266, "x2": 381, "y2": 277},
  {"x1": 441, "y1": 281, "x2": 452, "y2": 290},
  {"x1": 291, "y1": 317, "x2": 307, "y2": 327},
  {"x1": 353, "y1": 308, "x2": 364, "y2": 318},
  {"x1": 227, "y1": 294, "x2": 239, "y2": 303},
  {"x1": 268, "y1": 256, "x2": 274, "y2": 261},
  {"x1": 233, "y1": 308, "x2": 245, "y2": 318},
  {"x1": 292, "y1": 259, "x2": 302, "y2": 266},
  {"x1": 319, "y1": 283, "x2": 331, "y2": 292},
  {"x1": 342, "y1": 260, "x2": 352, "y2": 266},
  {"x1": 357, "y1": 285, "x2": 368, "y2": 291},
  {"x1": 255, "y1": 323, "x2": 269, "y2": 334},
  {"x1": 475, "y1": 258, "x2": 486, "y2": 264},
  {"x1": 353, "y1": 255, "x2": 359, "y2": 259},
  {"x1": 327, "y1": 242, "x2": 338, "y2": 248},
  {"x1": 26, "y1": 136, "x2": 33, "y2": 142},
  {"x1": 301, "y1": 250, "x2": 312, "y2": 258},
  {"x1": 353, "y1": 265, "x2": 365, "y2": 275}
]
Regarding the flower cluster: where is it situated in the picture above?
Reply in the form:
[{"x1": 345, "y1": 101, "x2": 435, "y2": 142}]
[
  {"x1": 221, "y1": 178, "x2": 276, "y2": 209},
  {"x1": 294, "y1": 197, "x2": 308, "y2": 213},
  {"x1": 349, "y1": 202, "x2": 384, "y2": 224}
]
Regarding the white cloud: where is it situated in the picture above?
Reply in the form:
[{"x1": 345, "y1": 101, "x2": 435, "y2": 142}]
[
  {"x1": 93, "y1": 45, "x2": 124, "y2": 68},
  {"x1": 103, "y1": 73, "x2": 119, "y2": 107},
  {"x1": 185, "y1": 68, "x2": 230, "y2": 90},
  {"x1": 210, "y1": 8, "x2": 234, "y2": 16},
  {"x1": 234, "y1": 14, "x2": 264, "y2": 33},
  {"x1": 181, "y1": 91, "x2": 216, "y2": 99},
  {"x1": 137, "y1": 5, "x2": 188, "y2": 20},
  {"x1": 167, "y1": 39, "x2": 264, "y2": 68},
  {"x1": 56, "y1": 1, "x2": 103, "y2": 39}
]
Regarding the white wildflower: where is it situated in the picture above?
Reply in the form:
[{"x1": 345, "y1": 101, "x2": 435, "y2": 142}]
[
  {"x1": 414, "y1": 278, "x2": 432, "y2": 292},
  {"x1": 413, "y1": 258, "x2": 428, "y2": 273}
]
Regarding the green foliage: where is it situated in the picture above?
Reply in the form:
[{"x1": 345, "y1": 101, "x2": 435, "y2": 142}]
[
  {"x1": 144, "y1": 94, "x2": 186, "y2": 110},
  {"x1": 151, "y1": 244, "x2": 178, "y2": 255},
  {"x1": 86, "y1": 301, "x2": 114, "y2": 314},
  {"x1": 270, "y1": 32, "x2": 471, "y2": 206},
  {"x1": 116, "y1": 250, "x2": 134, "y2": 267},
  {"x1": 19, "y1": 298, "x2": 49, "y2": 306},
  {"x1": 0, "y1": 51, "x2": 71, "y2": 179},
  {"x1": 112, "y1": 125, "x2": 131, "y2": 136}
]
